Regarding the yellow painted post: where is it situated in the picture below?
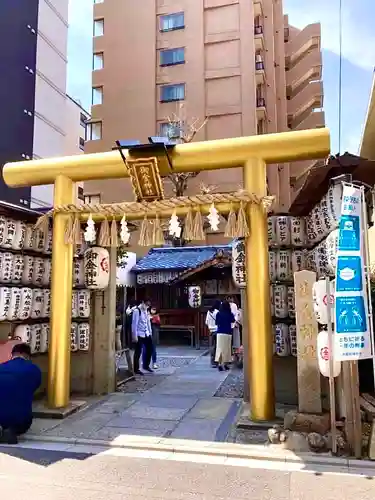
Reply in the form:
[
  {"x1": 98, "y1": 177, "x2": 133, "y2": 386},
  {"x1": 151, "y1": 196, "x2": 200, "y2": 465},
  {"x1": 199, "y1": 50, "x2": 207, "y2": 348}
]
[
  {"x1": 48, "y1": 175, "x2": 74, "y2": 408},
  {"x1": 243, "y1": 158, "x2": 275, "y2": 421}
]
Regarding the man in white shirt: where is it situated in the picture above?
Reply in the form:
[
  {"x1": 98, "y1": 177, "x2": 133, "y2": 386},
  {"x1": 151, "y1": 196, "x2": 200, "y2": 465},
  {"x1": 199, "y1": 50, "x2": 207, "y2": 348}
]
[
  {"x1": 131, "y1": 299, "x2": 153, "y2": 375},
  {"x1": 227, "y1": 296, "x2": 240, "y2": 349}
]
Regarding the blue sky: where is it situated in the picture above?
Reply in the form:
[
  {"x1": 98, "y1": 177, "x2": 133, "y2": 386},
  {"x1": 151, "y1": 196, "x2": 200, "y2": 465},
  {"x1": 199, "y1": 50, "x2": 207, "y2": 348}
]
[{"x1": 67, "y1": 0, "x2": 374, "y2": 155}]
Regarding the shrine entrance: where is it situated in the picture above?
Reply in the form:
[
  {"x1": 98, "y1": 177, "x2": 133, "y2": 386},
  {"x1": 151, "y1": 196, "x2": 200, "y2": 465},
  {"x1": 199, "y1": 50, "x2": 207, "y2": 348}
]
[{"x1": 3, "y1": 128, "x2": 330, "y2": 421}]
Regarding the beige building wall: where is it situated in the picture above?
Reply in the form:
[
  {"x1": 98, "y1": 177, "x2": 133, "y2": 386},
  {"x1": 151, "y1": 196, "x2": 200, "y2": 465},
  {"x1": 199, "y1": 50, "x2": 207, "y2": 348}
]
[{"x1": 85, "y1": 0, "x2": 325, "y2": 253}]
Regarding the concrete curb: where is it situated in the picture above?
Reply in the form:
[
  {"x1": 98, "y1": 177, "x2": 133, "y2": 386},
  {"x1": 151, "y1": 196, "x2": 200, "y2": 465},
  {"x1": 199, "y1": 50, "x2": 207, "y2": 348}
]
[{"x1": 23, "y1": 434, "x2": 375, "y2": 470}]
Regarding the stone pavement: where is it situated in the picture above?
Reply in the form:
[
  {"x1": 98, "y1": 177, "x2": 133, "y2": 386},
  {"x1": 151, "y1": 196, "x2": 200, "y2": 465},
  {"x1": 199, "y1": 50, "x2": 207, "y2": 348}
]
[{"x1": 29, "y1": 347, "x2": 242, "y2": 443}]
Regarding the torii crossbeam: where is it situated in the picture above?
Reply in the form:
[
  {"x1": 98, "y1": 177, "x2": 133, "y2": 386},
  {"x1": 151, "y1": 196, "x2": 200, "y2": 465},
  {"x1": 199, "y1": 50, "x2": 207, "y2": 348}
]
[{"x1": 3, "y1": 128, "x2": 330, "y2": 421}]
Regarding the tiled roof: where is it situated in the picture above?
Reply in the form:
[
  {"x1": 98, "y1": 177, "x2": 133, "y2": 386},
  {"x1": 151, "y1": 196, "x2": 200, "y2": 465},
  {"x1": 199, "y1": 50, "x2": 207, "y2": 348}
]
[{"x1": 133, "y1": 244, "x2": 232, "y2": 272}]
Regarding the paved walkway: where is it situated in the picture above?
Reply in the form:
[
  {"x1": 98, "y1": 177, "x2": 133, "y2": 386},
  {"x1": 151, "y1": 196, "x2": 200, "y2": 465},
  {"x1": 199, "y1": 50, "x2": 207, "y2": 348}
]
[{"x1": 29, "y1": 347, "x2": 242, "y2": 443}]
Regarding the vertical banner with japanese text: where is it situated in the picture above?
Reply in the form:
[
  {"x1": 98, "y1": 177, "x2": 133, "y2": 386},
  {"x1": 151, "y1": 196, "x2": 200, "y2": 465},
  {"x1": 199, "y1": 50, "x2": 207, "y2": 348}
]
[
  {"x1": 232, "y1": 239, "x2": 246, "y2": 288},
  {"x1": 334, "y1": 184, "x2": 372, "y2": 361}
]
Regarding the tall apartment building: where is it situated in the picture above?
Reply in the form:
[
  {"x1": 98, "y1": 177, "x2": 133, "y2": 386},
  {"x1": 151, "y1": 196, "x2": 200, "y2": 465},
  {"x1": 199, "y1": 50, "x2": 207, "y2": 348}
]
[
  {"x1": 0, "y1": 0, "x2": 89, "y2": 209},
  {"x1": 85, "y1": 0, "x2": 324, "y2": 218}
]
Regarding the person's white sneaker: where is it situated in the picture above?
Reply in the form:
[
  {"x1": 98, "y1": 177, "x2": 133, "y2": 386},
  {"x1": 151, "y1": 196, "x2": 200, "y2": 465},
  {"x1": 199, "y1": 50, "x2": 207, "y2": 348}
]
[{"x1": 153, "y1": 364, "x2": 158, "y2": 369}]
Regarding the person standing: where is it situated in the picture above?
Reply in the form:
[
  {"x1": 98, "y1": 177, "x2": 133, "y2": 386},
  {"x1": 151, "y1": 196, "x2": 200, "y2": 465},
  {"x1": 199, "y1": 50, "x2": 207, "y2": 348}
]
[
  {"x1": 132, "y1": 299, "x2": 153, "y2": 375},
  {"x1": 228, "y1": 296, "x2": 240, "y2": 352},
  {"x1": 143, "y1": 306, "x2": 160, "y2": 370},
  {"x1": 215, "y1": 300, "x2": 235, "y2": 371},
  {"x1": 205, "y1": 300, "x2": 221, "y2": 367}
]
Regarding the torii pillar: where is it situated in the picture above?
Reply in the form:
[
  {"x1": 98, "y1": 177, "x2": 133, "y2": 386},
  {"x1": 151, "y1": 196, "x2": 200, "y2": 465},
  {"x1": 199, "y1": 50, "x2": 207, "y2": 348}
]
[{"x1": 3, "y1": 128, "x2": 330, "y2": 421}]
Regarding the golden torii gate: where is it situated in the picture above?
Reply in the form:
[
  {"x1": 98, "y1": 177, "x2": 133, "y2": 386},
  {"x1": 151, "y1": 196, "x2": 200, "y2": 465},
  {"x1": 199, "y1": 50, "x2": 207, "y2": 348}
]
[{"x1": 3, "y1": 128, "x2": 330, "y2": 421}]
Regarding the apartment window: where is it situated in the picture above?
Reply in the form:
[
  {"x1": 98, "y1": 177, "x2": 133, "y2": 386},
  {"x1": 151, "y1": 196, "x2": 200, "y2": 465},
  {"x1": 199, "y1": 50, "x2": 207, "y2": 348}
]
[
  {"x1": 84, "y1": 194, "x2": 101, "y2": 204},
  {"x1": 93, "y1": 19, "x2": 104, "y2": 36},
  {"x1": 94, "y1": 0, "x2": 103, "y2": 3},
  {"x1": 77, "y1": 186, "x2": 84, "y2": 201},
  {"x1": 93, "y1": 52, "x2": 104, "y2": 70},
  {"x1": 159, "y1": 122, "x2": 181, "y2": 140},
  {"x1": 160, "y1": 47, "x2": 185, "y2": 66},
  {"x1": 160, "y1": 84, "x2": 185, "y2": 102},
  {"x1": 79, "y1": 137, "x2": 85, "y2": 151},
  {"x1": 80, "y1": 112, "x2": 87, "y2": 127},
  {"x1": 86, "y1": 122, "x2": 102, "y2": 141},
  {"x1": 160, "y1": 12, "x2": 184, "y2": 32},
  {"x1": 92, "y1": 86, "x2": 103, "y2": 105}
]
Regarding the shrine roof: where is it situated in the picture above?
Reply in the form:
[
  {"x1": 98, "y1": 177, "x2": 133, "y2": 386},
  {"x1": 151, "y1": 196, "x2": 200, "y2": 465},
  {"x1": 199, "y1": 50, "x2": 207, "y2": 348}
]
[{"x1": 133, "y1": 244, "x2": 232, "y2": 272}]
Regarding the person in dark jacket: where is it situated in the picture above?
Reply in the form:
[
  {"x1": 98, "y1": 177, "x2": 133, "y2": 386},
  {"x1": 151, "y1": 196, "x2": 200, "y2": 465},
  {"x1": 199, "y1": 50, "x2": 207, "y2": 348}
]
[
  {"x1": 0, "y1": 343, "x2": 42, "y2": 444},
  {"x1": 215, "y1": 300, "x2": 235, "y2": 371}
]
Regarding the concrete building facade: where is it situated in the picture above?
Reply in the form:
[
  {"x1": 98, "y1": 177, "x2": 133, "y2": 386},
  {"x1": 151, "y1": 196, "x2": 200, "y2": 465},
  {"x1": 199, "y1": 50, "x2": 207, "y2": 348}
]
[{"x1": 85, "y1": 0, "x2": 324, "y2": 247}]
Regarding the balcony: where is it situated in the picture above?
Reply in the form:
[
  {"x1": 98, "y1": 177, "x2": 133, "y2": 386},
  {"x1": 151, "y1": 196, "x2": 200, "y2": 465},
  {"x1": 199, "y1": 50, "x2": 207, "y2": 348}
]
[
  {"x1": 287, "y1": 80, "x2": 323, "y2": 124},
  {"x1": 286, "y1": 23, "x2": 321, "y2": 64},
  {"x1": 293, "y1": 110, "x2": 325, "y2": 131},
  {"x1": 254, "y1": 25, "x2": 264, "y2": 50},
  {"x1": 286, "y1": 50, "x2": 322, "y2": 94},
  {"x1": 254, "y1": 0, "x2": 263, "y2": 17},
  {"x1": 255, "y1": 56, "x2": 265, "y2": 84},
  {"x1": 256, "y1": 97, "x2": 266, "y2": 119}
]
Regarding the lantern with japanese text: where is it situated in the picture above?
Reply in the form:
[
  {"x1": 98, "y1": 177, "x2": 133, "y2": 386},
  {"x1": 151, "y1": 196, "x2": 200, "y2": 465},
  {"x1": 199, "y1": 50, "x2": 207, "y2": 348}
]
[
  {"x1": 84, "y1": 246, "x2": 110, "y2": 290},
  {"x1": 188, "y1": 286, "x2": 202, "y2": 308},
  {"x1": 312, "y1": 278, "x2": 335, "y2": 325},
  {"x1": 232, "y1": 239, "x2": 246, "y2": 288},
  {"x1": 317, "y1": 330, "x2": 341, "y2": 377}
]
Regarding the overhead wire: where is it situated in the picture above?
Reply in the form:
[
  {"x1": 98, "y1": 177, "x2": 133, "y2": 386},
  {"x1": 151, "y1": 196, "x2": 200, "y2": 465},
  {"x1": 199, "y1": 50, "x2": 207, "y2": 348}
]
[{"x1": 338, "y1": 0, "x2": 343, "y2": 153}]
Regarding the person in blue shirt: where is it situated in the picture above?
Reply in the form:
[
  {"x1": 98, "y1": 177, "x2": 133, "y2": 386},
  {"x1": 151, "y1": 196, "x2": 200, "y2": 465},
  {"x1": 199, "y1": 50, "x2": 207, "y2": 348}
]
[
  {"x1": 215, "y1": 300, "x2": 235, "y2": 371},
  {"x1": 0, "y1": 343, "x2": 42, "y2": 444}
]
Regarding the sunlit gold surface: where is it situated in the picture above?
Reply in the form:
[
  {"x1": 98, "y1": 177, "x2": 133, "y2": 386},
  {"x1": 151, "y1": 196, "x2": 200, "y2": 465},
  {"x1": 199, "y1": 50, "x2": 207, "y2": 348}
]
[
  {"x1": 3, "y1": 127, "x2": 331, "y2": 415},
  {"x1": 244, "y1": 159, "x2": 275, "y2": 421},
  {"x1": 48, "y1": 175, "x2": 74, "y2": 408},
  {"x1": 3, "y1": 128, "x2": 329, "y2": 187}
]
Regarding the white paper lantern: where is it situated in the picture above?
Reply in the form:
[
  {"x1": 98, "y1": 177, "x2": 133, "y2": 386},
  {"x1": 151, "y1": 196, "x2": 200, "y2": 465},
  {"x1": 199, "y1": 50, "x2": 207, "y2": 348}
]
[
  {"x1": 78, "y1": 323, "x2": 90, "y2": 351},
  {"x1": 268, "y1": 217, "x2": 277, "y2": 246},
  {"x1": 270, "y1": 285, "x2": 275, "y2": 316},
  {"x1": 19, "y1": 288, "x2": 33, "y2": 320},
  {"x1": 287, "y1": 286, "x2": 295, "y2": 318},
  {"x1": 77, "y1": 290, "x2": 90, "y2": 318},
  {"x1": 83, "y1": 246, "x2": 110, "y2": 290},
  {"x1": 42, "y1": 259, "x2": 52, "y2": 286},
  {"x1": 312, "y1": 278, "x2": 335, "y2": 325},
  {"x1": 44, "y1": 228, "x2": 53, "y2": 254},
  {"x1": 32, "y1": 258, "x2": 45, "y2": 286},
  {"x1": 306, "y1": 214, "x2": 318, "y2": 247},
  {"x1": 276, "y1": 250, "x2": 292, "y2": 281},
  {"x1": 33, "y1": 228, "x2": 45, "y2": 253},
  {"x1": 30, "y1": 324, "x2": 42, "y2": 354},
  {"x1": 71, "y1": 291, "x2": 78, "y2": 318},
  {"x1": 3, "y1": 219, "x2": 16, "y2": 248},
  {"x1": 31, "y1": 289, "x2": 44, "y2": 319},
  {"x1": 11, "y1": 221, "x2": 26, "y2": 250},
  {"x1": 275, "y1": 216, "x2": 291, "y2": 246},
  {"x1": 272, "y1": 326, "x2": 277, "y2": 355},
  {"x1": 1, "y1": 253, "x2": 13, "y2": 283},
  {"x1": 40, "y1": 323, "x2": 49, "y2": 353},
  {"x1": 24, "y1": 224, "x2": 35, "y2": 250},
  {"x1": 289, "y1": 324, "x2": 297, "y2": 357},
  {"x1": 21, "y1": 256, "x2": 34, "y2": 285},
  {"x1": 291, "y1": 250, "x2": 306, "y2": 274},
  {"x1": 290, "y1": 217, "x2": 306, "y2": 247},
  {"x1": 0, "y1": 216, "x2": 7, "y2": 246},
  {"x1": 273, "y1": 285, "x2": 288, "y2": 319},
  {"x1": 7, "y1": 288, "x2": 22, "y2": 321},
  {"x1": 11, "y1": 254, "x2": 24, "y2": 284},
  {"x1": 274, "y1": 323, "x2": 290, "y2": 357},
  {"x1": 232, "y1": 239, "x2": 246, "y2": 288},
  {"x1": 70, "y1": 323, "x2": 78, "y2": 351},
  {"x1": 268, "y1": 250, "x2": 277, "y2": 281},
  {"x1": 73, "y1": 259, "x2": 85, "y2": 287},
  {"x1": 188, "y1": 286, "x2": 202, "y2": 308},
  {"x1": 41, "y1": 289, "x2": 51, "y2": 318},
  {"x1": 0, "y1": 287, "x2": 11, "y2": 321},
  {"x1": 317, "y1": 330, "x2": 341, "y2": 378},
  {"x1": 326, "y1": 229, "x2": 339, "y2": 276},
  {"x1": 14, "y1": 324, "x2": 32, "y2": 344},
  {"x1": 326, "y1": 184, "x2": 342, "y2": 231}
]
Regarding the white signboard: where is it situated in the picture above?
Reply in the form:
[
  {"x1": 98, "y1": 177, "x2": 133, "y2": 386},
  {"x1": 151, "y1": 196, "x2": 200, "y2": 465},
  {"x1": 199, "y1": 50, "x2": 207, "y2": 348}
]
[{"x1": 334, "y1": 184, "x2": 372, "y2": 360}]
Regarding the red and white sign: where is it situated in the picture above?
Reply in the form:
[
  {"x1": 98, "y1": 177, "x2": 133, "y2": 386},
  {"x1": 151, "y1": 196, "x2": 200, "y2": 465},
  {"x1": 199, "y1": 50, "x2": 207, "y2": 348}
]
[{"x1": 317, "y1": 330, "x2": 341, "y2": 378}]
